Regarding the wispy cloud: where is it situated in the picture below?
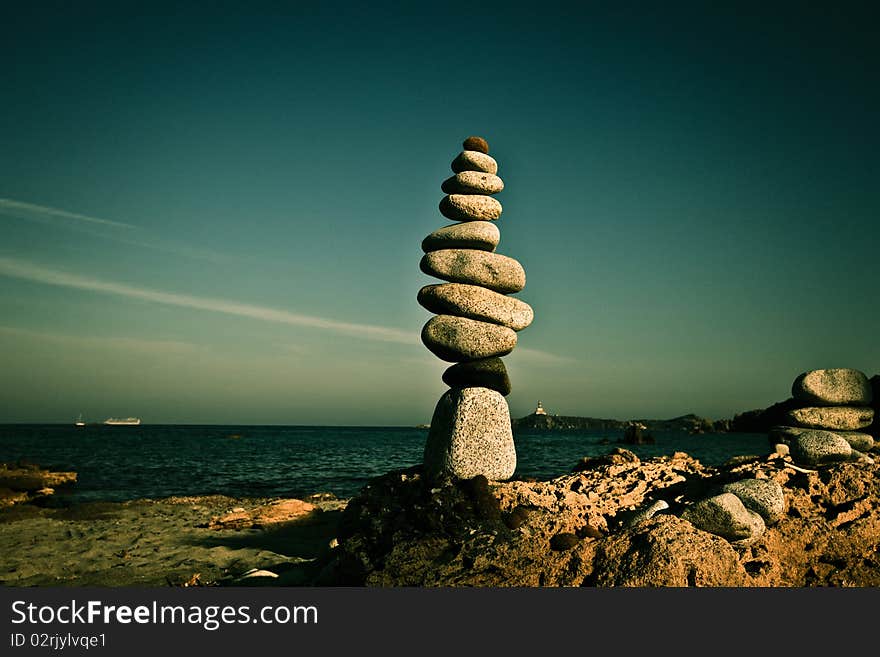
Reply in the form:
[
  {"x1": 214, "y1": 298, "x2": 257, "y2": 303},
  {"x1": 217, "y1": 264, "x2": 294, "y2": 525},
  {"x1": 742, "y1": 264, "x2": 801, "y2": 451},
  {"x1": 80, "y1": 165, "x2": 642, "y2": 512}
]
[
  {"x1": 0, "y1": 197, "x2": 234, "y2": 264},
  {"x1": 0, "y1": 257, "x2": 415, "y2": 344},
  {"x1": 0, "y1": 326, "x2": 198, "y2": 354},
  {"x1": 0, "y1": 198, "x2": 134, "y2": 229}
]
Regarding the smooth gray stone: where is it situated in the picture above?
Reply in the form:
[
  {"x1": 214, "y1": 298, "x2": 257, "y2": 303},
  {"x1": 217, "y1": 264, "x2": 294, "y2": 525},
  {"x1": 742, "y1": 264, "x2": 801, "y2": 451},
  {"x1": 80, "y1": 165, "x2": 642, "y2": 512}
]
[
  {"x1": 451, "y1": 150, "x2": 498, "y2": 175},
  {"x1": 784, "y1": 406, "x2": 874, "y2": 430},
  {"x1": 439, "y1": 194, "x2": 503, "y2": 221},
  {"x1": 772, "y1": 425, "x2": 873, "y2": 451},
  {"x1": 420, "y1": 249, "x2": 525, "y2": 294},
  {"x1": 721, "y1": 479, "x2": 785, "y2": 526},
  {"x1": 421, "y1": 315, "x2": 516, "y2": 362},
  {"x1": 792, "y1": 430, "x2": 853, "y2": 465},
  {"x1": 768, "y1": 425, "x2": 806, "y2": 444},
  {"x1": 682, "y1": 493, "x2": 766, "y2": 545},
  {"x1": 417, "y1": 283, "x2": 533, "y2": 331},
  {"x1": 423, "y1": 387, "x2": 516, "y2": 481},
  {"x1": 442, "y1": 357, "x2": 511, "y2": 396},
  {"x1": 792, "y1": 368, "x2": 872, "y2": 406},
  {"x1": 421, "y1": 221, "x2": 500, "y2": 253},
  {"x1": 441, "y1": 171, "x2": 504, "y2": 195}
]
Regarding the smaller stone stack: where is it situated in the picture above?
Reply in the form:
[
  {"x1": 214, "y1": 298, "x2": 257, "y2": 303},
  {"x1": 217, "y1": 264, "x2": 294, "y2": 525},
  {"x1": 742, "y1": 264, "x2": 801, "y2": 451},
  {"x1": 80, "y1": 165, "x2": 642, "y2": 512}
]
[
  {"x1": 769, "y1": 368, "x2": 875, "y2": 465},
  {"x1": 418, "y1": 136, "x2": 533, "y2": 482},
  {"x1": 870, "y1": 375, "x2": 880, "y2": 439}
]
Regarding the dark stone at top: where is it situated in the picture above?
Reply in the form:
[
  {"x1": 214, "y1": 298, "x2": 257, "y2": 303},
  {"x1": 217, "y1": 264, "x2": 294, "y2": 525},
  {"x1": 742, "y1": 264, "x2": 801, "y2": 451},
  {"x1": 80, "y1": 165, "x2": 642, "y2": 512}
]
[{"x1": 463, "y1": 136, "x2": 489, "y2": 153}]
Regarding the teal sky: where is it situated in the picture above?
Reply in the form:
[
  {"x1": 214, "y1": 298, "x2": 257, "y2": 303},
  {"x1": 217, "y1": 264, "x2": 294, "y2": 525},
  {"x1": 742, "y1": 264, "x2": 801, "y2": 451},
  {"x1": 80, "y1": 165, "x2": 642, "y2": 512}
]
[{"x1": 1, "y1": 2, "x2": 877, "y2": 425}]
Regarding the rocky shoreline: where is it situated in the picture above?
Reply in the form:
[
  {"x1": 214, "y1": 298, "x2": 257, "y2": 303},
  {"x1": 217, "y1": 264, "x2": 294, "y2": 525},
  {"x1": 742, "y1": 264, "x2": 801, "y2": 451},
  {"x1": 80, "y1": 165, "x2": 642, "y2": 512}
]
[
  {"x1": 314, "y1": 444, "x2": 880, "y2": 586},
  {"x1": 2, "y1": 441, "x2": 878, "y2": 587},
  {"x1": 2, "y1": 370, "x2": 876, "y2": 587},
  {"x1": 310, "y1": 369, "x2": 878, "y2": 587}
]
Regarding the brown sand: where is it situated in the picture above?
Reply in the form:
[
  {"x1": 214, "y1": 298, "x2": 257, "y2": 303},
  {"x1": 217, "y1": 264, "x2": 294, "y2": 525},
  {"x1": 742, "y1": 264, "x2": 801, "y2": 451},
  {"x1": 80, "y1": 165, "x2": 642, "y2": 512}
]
[{"x1": 0, "y1": 495, "x2": 345, "y2": 587}]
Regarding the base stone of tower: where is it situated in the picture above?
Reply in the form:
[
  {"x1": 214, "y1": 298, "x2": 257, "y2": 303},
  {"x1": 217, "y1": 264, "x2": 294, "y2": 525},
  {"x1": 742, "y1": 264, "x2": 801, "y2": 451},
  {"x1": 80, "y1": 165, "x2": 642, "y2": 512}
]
[{"x1": 423, "y1": 386, "x2": 516, "y2": 481}]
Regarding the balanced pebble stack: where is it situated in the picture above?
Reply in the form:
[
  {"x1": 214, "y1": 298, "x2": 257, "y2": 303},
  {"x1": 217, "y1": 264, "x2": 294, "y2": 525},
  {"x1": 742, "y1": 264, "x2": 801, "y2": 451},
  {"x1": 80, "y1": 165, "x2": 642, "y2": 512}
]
[
  {"x1": 871, "y1": 375, "x2": 880, "y2": 439},
  {"x1": 419, "y1": 136, "x2": 533, "y2": 481},
  {"x1": 769, "y1": 368, "x2": 875, "y2": 465}
]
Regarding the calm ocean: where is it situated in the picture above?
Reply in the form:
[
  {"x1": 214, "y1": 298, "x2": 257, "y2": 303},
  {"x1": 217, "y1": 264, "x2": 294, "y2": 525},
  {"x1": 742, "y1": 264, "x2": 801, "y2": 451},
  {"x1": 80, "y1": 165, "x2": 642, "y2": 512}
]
[{"x1": 0, "y1": 424, "x2": 770, "y2": 503}]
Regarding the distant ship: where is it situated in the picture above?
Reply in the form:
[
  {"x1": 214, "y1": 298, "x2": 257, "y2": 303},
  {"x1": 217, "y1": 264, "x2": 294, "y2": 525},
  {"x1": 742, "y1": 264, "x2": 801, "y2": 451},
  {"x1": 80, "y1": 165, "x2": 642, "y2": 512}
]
[
  {"x1": 104, "y1": 417, "x2": 141, "y2": 426},
  {"x1": 75, "y1": 413, "x2": 85, "y2": 427}
]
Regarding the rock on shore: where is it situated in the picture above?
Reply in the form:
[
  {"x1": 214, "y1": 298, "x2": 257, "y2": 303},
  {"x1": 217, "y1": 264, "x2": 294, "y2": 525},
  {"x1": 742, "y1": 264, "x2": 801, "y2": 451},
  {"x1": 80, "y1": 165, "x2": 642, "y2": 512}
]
[
  {"x1": 314, "y1": 446, "x2": 880, "y2": 587},
  {"x1": 0, "y1": 462, "x2": 77, "y2": 506}
]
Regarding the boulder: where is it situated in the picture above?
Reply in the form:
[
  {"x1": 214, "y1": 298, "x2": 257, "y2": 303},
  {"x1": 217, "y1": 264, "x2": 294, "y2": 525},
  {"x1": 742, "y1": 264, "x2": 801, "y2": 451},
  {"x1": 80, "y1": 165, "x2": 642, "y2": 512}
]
[
  {"x1": 681, "y1": 493, "x2": 766, "y2": 545},
  {"x1": 784, "y1": 406, "x2": 873, "y2": 431},
  {"x1": 769, "y1": 426, "x2": 874, "y2": 452},
  {"x1": 721, "y1": 479, "x2": 785, "y2": 525},
  {"x1": 791, "y1": 368, "x2": 872, "y2": 406},
  {"x1": 792, "y1": 430, "x2": 853, "y2": 465},
  {"x1": 423, "y1": 387, "x2": 516, "y2": 481}
]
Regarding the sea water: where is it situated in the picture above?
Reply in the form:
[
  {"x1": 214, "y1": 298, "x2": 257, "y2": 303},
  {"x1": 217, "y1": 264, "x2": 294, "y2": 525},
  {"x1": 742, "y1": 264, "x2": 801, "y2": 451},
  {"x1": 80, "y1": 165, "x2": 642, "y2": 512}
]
[{"x1": 0, "y1": 424, "x2": 770, "y2": 503}]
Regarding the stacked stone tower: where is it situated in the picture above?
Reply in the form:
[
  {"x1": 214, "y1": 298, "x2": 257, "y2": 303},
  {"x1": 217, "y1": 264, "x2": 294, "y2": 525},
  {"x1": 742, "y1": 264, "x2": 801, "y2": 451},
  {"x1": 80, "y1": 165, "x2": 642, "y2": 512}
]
[
  {"x1": 770, "y1": 368, "x2": 875, "y2": 463},
  {"x1": 418, "y1": 136, "x2": 533, "y2": 481}
]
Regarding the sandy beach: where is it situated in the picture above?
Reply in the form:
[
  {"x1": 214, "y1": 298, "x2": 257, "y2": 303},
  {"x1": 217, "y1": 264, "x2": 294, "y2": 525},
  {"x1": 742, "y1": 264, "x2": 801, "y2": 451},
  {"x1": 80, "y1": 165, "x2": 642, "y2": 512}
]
[{"x1": 0, "y1": 495, "x2": 345, "y2": 587}]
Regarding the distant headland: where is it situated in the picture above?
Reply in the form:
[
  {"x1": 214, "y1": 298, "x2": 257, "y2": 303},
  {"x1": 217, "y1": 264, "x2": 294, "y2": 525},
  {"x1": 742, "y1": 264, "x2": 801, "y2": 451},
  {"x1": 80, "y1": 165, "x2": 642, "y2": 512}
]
[{"x1": 513, "y1": 410, "x2": 725, "y2": 434}]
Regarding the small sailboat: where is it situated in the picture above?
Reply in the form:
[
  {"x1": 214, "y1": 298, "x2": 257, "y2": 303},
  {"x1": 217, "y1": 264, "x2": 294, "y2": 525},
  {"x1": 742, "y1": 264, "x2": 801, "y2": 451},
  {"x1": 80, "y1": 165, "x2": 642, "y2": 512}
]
[{"x1": 75, "y1": 413, "x2": 86, "y2": 427}]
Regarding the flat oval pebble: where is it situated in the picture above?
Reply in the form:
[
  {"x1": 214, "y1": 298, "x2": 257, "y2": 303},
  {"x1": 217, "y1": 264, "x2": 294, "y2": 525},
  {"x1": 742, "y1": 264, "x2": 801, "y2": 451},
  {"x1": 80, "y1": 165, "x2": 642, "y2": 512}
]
[
  {"x1": 770, "y1": 425, "x2": 875, "y2": 452},
  {"x1": 421, "y1": 221, "x2": 500, "y2": 253},
  {"x1": 420, "y1": 249, "x2": 525, "y2": 294},
  {"x1": 417, "y1": 283, "x2": 533, "y2": 331},
  {"x1": 439, "y1": 194, "x2": 502, "y2": 222},
  {"x1": 792, "y1": 430, "x2": 853, "y2": 465},
  {"x1": 421, "y1": 315, "x2": 516, "y2": 362},
  {"x1": 463, "y1": 136, "x2": 489, "y2": 153},
  {"x1": 837, "y1": 432, "x2": 875, "y2": 451},
  {"x1": 442, "y1": 357, "x2": 511, "y2": 396},
  {"x1": 784, "y1": 406, "x2": 874, "y2": 430},
  {"x1": 792, "y1": 368, "x2": 872, "y2": 406},
  {"x1": 721, "y1": 479, "x2": 785, "y2": 526},
  {"x1": 441, "y1": 171, "x2": 504, "y2": 195},
  {"x1": 451, "y1": 150, "x2": 498, "y2": 175},
  {"x1": 681, "y1": 493, "x2": 766, "y2": 545}
]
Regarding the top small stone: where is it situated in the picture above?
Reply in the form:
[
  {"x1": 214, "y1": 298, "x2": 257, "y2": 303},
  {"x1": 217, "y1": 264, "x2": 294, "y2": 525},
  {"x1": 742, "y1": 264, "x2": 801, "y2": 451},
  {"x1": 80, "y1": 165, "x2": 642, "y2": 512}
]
[{"x1": 463, "y1": 136, "x2": 489, "y2": 154}]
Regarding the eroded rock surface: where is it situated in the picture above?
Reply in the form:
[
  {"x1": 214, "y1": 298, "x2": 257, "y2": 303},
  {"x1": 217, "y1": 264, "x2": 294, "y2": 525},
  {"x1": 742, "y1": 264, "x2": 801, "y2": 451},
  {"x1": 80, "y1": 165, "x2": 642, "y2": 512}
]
[{"x1": 316, "y1": 447, "x2": 880, "y2": 587}]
